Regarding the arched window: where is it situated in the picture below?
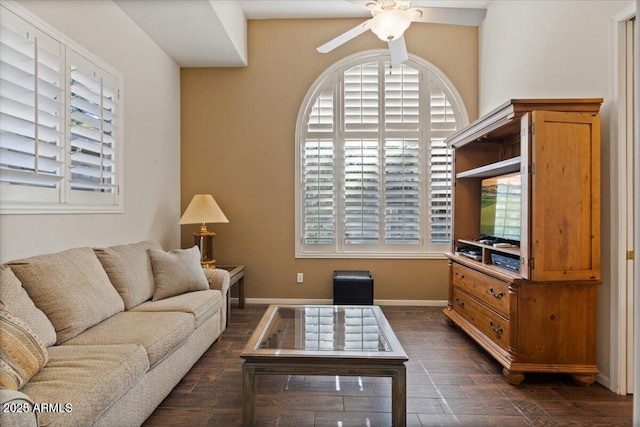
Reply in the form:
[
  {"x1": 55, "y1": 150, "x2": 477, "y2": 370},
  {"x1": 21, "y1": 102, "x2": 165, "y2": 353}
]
[{"x1": 295, "y1": 51, "x2": 468, "y2": 258}]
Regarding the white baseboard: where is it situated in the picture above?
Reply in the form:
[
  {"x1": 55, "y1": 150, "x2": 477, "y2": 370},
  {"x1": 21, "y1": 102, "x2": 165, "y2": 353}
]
[
  {"x1": 595, "y1": 373, "x2": 610, "y2": 389},
  {"x1": 375, "y1": 299, "x2": 447, "y2": 307},
  {"x1": 230, "y1": 298, "x2": 447, "y2": 307}
]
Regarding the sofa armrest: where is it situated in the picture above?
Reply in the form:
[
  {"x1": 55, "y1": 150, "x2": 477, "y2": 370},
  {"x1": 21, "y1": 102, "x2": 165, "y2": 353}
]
[
  {"x1": 203, "y1": 268, "x2": 230, "y2": 331},
  {"x1": 0, "y1": 389, "x2": 37, "y2": 427},
  {"x1": 203, "y1": 268, "x2": 230, "y2": 297}
]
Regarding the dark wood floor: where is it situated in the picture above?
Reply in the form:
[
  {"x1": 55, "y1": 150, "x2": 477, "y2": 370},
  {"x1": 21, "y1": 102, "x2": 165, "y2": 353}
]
[{"x1": 143, "y1": 305, "x2": 633, "y2": 426}]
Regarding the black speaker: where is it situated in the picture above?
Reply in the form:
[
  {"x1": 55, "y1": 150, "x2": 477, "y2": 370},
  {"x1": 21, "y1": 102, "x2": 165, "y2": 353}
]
[{"x1": 333, "y1": 270, "x2": 373, "y2": 305}]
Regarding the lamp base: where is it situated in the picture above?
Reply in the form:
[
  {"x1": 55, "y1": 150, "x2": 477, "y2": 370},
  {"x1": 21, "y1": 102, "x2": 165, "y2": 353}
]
[
  {"x1": 201, "y1": 259, "x2": 216, "y2": 269},
  {"x1": 193, "y1": 230, "x2": 216, "y2": 268}
]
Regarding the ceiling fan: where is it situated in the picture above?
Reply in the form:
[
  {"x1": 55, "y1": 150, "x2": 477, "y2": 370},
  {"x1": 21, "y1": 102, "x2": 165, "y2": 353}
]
[{"x1": 317, "y1": 0, "x2": 487, "y2": 64}]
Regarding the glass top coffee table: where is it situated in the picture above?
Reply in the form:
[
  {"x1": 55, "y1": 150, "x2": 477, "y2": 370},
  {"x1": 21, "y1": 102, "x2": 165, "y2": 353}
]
[{"x1": 240, "y1": 305, "x2": 408, "y2": 426}]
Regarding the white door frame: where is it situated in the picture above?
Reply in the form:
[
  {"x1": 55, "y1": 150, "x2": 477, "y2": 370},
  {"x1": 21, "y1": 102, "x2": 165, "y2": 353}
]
[
  {"x1": 609, "y1": 2, "x2": 636, "y2": 397},
  {"x1": 633, "y1": 2, "x2": 639, "y2": 424}
]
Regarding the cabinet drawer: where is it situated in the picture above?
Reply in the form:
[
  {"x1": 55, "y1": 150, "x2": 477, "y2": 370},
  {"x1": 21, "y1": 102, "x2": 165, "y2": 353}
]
[
  {"x1": 452, "y1": 287, "x2": 510, "y2": 352},
  {"x1": 452, "y1": 263, "x2": 510, "y2": 317}
]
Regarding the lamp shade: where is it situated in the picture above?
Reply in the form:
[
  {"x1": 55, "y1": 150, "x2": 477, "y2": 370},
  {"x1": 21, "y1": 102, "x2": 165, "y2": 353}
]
[{"x1": 179, "y1": 194, "x2": 229, "y2": 225}]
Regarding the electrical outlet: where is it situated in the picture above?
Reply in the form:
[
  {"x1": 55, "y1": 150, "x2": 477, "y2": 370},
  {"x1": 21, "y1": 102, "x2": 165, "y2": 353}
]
[{"x1": 296, "y1": 273, "x2": 304, "y2": 283}]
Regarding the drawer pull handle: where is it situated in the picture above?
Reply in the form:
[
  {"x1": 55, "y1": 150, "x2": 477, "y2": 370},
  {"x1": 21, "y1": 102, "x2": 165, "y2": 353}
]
[
  {"x1": 489, "y1": 321, "x2": 503, "y2": 334},
  {"x1": 489, "y1": 287, "x2": 504, "y2": 299},
  {"x1": 455, "y1": 298, "x2": 465, "y2": 308}
]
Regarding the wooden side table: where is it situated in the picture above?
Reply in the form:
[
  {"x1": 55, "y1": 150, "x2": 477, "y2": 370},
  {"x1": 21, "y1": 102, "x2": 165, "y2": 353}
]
[{"x1": 217, "y1": 265, "x2": 245, "y2": 326}]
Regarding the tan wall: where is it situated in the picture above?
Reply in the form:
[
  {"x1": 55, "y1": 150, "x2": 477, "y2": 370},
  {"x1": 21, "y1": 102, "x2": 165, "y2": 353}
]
[{"x1": 181, "y1": 18, "x2": 478, "y2": 301}]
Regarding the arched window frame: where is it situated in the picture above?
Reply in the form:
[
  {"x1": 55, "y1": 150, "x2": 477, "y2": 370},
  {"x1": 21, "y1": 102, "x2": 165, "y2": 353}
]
[{"x1": 295, "y1": 50, "x2": 469, "y2": 258}]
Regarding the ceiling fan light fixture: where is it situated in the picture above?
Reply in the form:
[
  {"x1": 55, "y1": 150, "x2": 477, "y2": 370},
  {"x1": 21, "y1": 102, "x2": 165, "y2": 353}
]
[
  {"x1": 369, "y1": 9, "x2": 412, "y2": 42},
  {"x1": 316, "y1": 1, "x2": 487, "y2": 63}
]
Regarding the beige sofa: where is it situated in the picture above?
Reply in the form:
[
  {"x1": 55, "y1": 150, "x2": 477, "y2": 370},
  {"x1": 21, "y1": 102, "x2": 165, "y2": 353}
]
[{"x1": 0, "y1": 241, "x2": 230, "y2": 427}]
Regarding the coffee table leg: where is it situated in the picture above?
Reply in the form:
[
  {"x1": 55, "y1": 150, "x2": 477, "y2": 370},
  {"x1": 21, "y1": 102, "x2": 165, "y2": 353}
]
[
  {"x1": 391, "y1": 365, "x2": 407, "y2": 427},
  {"x1": 242, "y1": 363, "x2": 256, "y2": 426}
]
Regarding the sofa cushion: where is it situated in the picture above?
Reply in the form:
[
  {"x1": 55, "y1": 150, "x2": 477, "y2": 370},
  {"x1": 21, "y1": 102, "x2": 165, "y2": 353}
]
[
  {"x1": 0, "y1": 304, "x2": 48, "y2": 390},
  {"x1": 22, "y1": 344, "x2": 148, "y2": 427},
  {"x1": 0, "y1": 265, "x2": 57, "y2": 347},
  {"x1": 131, "y1": 289, "x2": 223, "y2": 328},
  {"x1": 8, "y1": 248, "x2": 125, "y2": 345},
  {"x1": 94, "y1": 240, "x2": 162, "y2": 310},
  {"x1": 64, "y1": 311, "x2": 194, "y2": 369},
  {"x1": 148, "y1": 246, "x2": 209, "y2": 301}
]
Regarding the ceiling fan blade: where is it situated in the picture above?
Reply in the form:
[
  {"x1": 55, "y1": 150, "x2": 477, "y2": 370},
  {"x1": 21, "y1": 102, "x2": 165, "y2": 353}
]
[
  {"x1": 317, "y1": 19, "x2": 373, "y2": 53},
  {"x1": 411, "y1": 7, "x2": 487, "y2": 26},
  {"x1": 388, "y1": 36, "x2": 408, "y2": 64}
]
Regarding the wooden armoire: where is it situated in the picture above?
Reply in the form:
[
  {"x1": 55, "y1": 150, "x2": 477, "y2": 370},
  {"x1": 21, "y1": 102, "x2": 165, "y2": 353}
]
[{"x1": 443, "y1": 99, "x2": 602, "y2": 386}]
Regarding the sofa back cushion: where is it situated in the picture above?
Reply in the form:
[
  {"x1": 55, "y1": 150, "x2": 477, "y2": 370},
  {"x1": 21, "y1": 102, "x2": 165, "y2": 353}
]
[
  {"x1": 8, "y1": 247, "x2": 124, "y2": 344},
  {"x1": 0, "y1": 265, "x2": 57, "y2": 347},
  {"x1": 94, "y1": 241, "x2": 162, "y2": 309}
]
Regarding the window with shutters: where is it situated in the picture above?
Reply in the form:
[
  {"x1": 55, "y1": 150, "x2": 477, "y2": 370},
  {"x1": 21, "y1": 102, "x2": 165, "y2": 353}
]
[
  {"x1": 0, "y1": 3, "x2": 123, "y2": 214},
  {"x1": 295, "y1": 51, "x2": 467, "y2": 258}
]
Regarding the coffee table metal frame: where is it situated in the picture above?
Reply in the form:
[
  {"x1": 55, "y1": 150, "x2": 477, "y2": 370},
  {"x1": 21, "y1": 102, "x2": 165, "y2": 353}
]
[{"x1": 240, "y1": 304, "x2": 408, "y2": 426}]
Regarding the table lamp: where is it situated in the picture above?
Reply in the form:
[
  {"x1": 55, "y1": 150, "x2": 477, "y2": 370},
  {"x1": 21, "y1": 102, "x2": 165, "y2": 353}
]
[{"x1": 179, "y1": 194, "x2": 229, "y2": 268}]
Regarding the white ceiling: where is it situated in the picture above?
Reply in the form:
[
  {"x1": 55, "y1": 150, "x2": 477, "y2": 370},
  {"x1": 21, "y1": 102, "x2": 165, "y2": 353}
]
[{"x1": 115, "y1": 0, "x2": 489, "y2": 67}]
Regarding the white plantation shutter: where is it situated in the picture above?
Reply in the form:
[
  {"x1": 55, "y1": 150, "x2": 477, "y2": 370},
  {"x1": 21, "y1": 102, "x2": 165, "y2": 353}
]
[
  {"x1": 385, "y1": 138, "x2": 420, "y2": 244},
  {"x1": 384, "y1": 63, "x2": 419, "y2": 131},
  {"x1": 68, "y1": 51, "x2": 119, "y2": 198},
  {"x1": 303, "y1": 138, "x2": 334, "y2": 244},
  {"x1": 344, "y1": 62, "x2": 378, "y2": 131},
  {"x1": 304, "y1": 87, "x2": 335, "y2": 244},
  {"x1": 0, "y1": 14, "x2": 64, "y2": 199},
  {"x1": 344, "y1": 138, "x2": 379, "y2": 244},
  {"x1": 428, "y1": 83, "x2": 455, "y2": 244},
  {"x1": 296, "y1": 51, "x2": 466, "y2": 257},
  {"x1": 307, "y1": 87, "x2": 333, "y2": 132},
  {"x1": 382, "y1": 63, "x2": 420, "y2": 244},
  {"x1": 0, "y1": 3, "x2": 123, "y2": 213},
  {"x1": 343, "y1": 63, "x2": 380, "y2": 247}
]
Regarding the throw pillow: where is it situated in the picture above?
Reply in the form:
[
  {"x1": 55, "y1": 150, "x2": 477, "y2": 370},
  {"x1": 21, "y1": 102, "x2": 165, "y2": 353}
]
[
  {"x1": 148, "y1": 246, "x2": 209, "y2": 301},
  {"x1": 0, "y1": 303, "x2": 49, "y2": 390},
  {"x1": 8, "y1": 247, "x2": 125, "y2": 344},
  {"x1": 94, "y1": 241, "x2": 162, "y2": 309},
  {"x1": 0, "y1": 265, "x2": 57, "y2": 347}
]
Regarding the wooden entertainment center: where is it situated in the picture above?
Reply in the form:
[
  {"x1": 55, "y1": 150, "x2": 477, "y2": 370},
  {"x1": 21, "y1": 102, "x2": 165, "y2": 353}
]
[{"x1": 443, "y1": 99, "x2": 603, "y2": 386}]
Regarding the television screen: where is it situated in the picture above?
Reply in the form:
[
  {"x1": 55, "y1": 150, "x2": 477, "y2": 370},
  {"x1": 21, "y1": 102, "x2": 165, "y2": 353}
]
[{"x1": 480, "y1": 173, "x2": 521, "y2": 242}]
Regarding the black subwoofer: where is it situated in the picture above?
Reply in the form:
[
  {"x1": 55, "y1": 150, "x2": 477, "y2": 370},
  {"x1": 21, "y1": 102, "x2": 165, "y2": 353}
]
[{"x1": 333, "y1": 270, "x2": 373, "y2": 305}]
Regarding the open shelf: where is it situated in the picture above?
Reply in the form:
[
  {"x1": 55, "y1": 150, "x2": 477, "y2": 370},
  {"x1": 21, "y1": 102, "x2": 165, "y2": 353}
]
[
  {"x1": 457, "y1": 239, "x2": 520, "y2": 256},
  {"x1": 456, "y1": 156, "x2": 521, "y2": 179},
  {"x1": 455, "y1": 239, "x2": 522, "y2": 278}
]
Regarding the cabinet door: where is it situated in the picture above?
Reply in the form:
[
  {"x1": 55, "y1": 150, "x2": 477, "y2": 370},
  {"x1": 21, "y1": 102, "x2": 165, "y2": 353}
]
[{"x1": 529, "y1": 111, "x2": 600, "y2": 282}]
